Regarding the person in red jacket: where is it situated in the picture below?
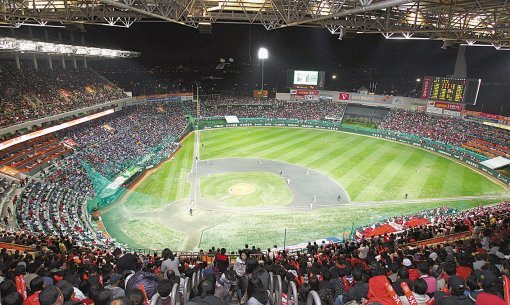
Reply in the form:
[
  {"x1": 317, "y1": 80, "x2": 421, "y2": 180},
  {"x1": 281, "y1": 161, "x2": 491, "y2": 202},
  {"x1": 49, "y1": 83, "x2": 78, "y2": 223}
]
[
  {"x1": 366, "y1": 267, "x2": 397, "y2": 305},
  {"x1": 475, "y1": 270, "x2": 505, "y2": 305},
  {"x1": 25, "y1": 277, "x2": 45, "y2": 305},
  {"x1": 214, "y1": 248, "x2": 229, "y2": 273}
]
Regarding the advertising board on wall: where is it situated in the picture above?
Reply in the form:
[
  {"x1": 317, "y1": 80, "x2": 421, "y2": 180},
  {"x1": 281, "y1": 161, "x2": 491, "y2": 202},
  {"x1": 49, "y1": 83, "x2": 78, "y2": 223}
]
[
  {"x1": 290, "y1": 89, "x2": 319, "y2": 101},
  {"x1": 426, "y1": 101, "x2": 463, "y2": 117},
  {"x1": 338, "y1": 93, "x2": 350, "y2": 100}
]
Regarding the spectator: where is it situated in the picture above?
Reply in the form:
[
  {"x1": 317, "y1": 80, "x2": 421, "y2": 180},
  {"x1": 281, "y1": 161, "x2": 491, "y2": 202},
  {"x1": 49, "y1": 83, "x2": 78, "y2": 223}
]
[
  {"x1": 185, "y1": 279, "x2": 224, "y2": 305},
  {"x1": 26, "y1": 277, "x2": 45, "y2": 305},
  {"x1": 433, "y1": 275, "x2": 468, "y2": 305},
  {"x1": 105, "y1": 274, "x2": 125, "y2": 300},
  {"x1": 39, "y1": 286, "x2": 64, "y2": 305},
  {"x1": 475, "y1": 270, "x2": 505, "y2": 305}
]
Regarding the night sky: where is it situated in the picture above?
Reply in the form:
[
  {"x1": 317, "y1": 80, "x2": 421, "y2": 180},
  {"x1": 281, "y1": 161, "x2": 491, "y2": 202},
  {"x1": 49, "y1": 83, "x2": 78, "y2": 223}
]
[{"x1": 11, "y1": 22, "x2": 510, "y2": 115}]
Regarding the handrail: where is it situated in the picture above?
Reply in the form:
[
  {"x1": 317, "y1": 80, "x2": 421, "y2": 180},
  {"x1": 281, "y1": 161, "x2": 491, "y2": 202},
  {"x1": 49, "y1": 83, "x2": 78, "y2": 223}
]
[
  {"x1": 269, "y1": 272, "x2": 274, "y2": 293},
  {"x1": 405, "y1": 230, "x2": 472, "y2": 247},
  {"x1": 306, "y1": 291, "x2": 322, "y2": 305},
  {"x1": 182, "y1": 277, "x2": 191, "y2": 302},
  {"x1": 287, "y1": 281, "x2": 298, "y2": 305},
  {"x1": 171, "y1": 283, "x2": 180, "y2": 305},
  {"x1": 275, "y1": 275, "x2": 283, "y2": 305},
  {"x1": 0, "y1": 242, "x2": 35, "y2": 252},
  {"x1": 192, "y1": 272, "x2": 198, "y2": 288}
]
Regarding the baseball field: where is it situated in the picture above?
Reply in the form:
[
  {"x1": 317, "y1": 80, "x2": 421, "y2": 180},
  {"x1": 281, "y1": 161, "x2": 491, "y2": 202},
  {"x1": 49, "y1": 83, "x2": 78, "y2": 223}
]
[{"x1": 100, "y1": 127, "x2": 509, "y2": 251}]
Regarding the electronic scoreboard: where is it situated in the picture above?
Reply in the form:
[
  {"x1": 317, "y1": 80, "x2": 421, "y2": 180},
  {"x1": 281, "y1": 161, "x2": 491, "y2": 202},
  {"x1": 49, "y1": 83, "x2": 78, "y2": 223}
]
[{"x1": 421, "y1": 76, "x2": 481, "y2": 105}]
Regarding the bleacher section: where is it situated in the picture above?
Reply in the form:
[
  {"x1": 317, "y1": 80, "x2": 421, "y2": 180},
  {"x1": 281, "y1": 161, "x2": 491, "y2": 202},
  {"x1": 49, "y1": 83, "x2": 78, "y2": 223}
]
[
  {"x1": 379, "y1": 108, "x2": 510, "y2": 159},
  {"x1": 0, "y1": 134, "x2": 72, "y2": 176},
  {"x1": 58, "y1": 103, "x2": 190, "y2": 179},
  {"x1": 0, "y1": 65, "x2": 126, "y2": 129},
  {"x1": 16, "y1": 180, "x2": 109, "y2": 247}
]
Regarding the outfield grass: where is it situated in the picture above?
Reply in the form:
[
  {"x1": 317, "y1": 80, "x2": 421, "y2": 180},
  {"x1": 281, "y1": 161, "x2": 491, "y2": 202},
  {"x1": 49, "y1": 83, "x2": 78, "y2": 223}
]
[
  {"x1": 199, "y1": 198, "x2": 504, "y2": 250},
  {"x1": 119, "y1": 219, "x2": 187, "y2": 250},
  {"x1": 125, "y1": 133, "x2": 195, "y2": 210},
  {"x1": 200, "y1": 172, "x2": 294, "y2": 207},
  {"x1": 200, "y1": 127, "x2": 506, "y2": 201}
]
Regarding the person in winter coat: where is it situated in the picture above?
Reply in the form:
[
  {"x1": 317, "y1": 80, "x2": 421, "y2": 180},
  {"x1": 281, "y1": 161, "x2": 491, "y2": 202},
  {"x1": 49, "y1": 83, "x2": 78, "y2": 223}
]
[
  {"x1": 474, "y1": 270, "x2": 505, "y2": 305},
  {"x1": 340, "y1": 269, "x2": 368, "y2": 305},
  {"x1": 245, "y1": 276, "x2": 269, "y2": 305},
  {"x1": 161, "y1": 249, "x2": 180, "y2": 278},
  {"x1": 185, "y1": 279, "x2": 225, "y2": 305},
  {"x1": 234, "y1": 251, "x2": 248, "y2": 278},
  {"x1": 433, "y1": 275, "x2": 468, "y2": 305}
]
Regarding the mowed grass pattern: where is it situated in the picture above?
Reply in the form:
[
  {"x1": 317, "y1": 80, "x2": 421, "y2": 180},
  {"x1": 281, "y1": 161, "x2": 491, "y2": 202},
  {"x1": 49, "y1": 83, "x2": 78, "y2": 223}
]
[
  {"x1": 200, "y1": 172, "x2": 294, "y2": 207},
  {"x1": 127, "y1": 133, "x2": 195, "y2": 209},
  {"x1": 200, "y1": 127, "x2": 506, "y2": 201}
]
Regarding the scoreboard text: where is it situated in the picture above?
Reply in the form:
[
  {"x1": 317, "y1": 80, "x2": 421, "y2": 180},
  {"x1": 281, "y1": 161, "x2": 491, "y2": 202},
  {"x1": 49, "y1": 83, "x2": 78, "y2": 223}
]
[{"x1": 421, "y1": 76, "x2": 480, "y2": 105}]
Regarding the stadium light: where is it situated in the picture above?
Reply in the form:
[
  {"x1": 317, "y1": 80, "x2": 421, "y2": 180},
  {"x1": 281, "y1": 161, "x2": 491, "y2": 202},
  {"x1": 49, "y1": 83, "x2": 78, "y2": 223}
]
[
  {"x1": 332, "y1": 75, "x2": 337, "y2": 79},
  {"x1": 0, "y1": 37, "x2": 140, "y2": 58},
  {"x1": 258, "y1": 47, "x2": 269, "y2": 91},
  {"x1": 416, "y1": 78, "x2": 421, "y2": 82},
  {"x1": 258, "y1": 47, "x2": 268, "y2": 60}
]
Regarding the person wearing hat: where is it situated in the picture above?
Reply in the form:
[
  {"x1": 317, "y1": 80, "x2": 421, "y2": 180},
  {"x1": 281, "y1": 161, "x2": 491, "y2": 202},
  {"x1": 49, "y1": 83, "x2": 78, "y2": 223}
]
[
  {"x1": 105, "y1": 274, "x2": 125, "y2": 300},
  {"x1": 402, "y1": 258, "x2": 419, "y2": 281},
  {"x1": 475, "y1": 270, "x2": 505, "y2": 305},
  {"x1": 465, "y1": 270, "x2": 483, "y2": 305},
  {"x1": 433, "y1": 275, "x2": 468, "y2": 305}
]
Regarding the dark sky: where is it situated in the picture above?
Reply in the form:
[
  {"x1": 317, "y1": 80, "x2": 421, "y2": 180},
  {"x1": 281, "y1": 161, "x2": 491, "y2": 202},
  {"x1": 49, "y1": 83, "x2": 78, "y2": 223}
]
[{"x1": 13, "y1": 22, "x2": 510, "y2": 115}]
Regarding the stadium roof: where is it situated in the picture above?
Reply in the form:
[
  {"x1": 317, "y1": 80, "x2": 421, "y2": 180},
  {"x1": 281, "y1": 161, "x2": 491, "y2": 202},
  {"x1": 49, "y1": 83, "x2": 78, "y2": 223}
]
[{"x1": 1, "y1": 0, "x2": 509, "y2": 48}]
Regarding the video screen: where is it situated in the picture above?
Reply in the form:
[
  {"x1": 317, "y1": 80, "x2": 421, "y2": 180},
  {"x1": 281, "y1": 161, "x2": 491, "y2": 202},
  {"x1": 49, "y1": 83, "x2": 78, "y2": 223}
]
[{"x1": 293, "y1": 70, "x2": 319, "y2": 86}]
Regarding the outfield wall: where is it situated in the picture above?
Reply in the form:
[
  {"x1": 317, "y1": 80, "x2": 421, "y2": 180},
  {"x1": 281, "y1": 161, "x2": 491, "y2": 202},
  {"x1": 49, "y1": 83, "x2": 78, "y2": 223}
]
[{"x1": 198, "y1": 119, "x2": 510, "y2": 187}]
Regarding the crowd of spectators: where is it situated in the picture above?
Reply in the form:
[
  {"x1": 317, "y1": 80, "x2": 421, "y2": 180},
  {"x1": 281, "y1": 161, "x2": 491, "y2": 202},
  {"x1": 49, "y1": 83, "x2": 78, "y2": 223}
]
[
  {"x1": 379, "y1": 110, "x2": 474, "y2": 146},
  {"x1": 40, "y1": 156, "x2": 97, "y2": 198},
  {"x1": 57, "y1": 103, "x2": 189, "y2": 179},
  {"x1": 0, "y1": 201, "x2": 505, "y2": 305},
  {"x1": 379, "y1": 109, "x2": 510, "y2": 158},
  {"x1": 200, "y1": 98, "x2": 347, "y2": 121},
  {"x1": 0, "y1": 65, "x2": 126, "y2": 128},
  {"x1": 203, "y1": 98, "x2": 277, "y2": 106},
  {"x1": 16, "y1": 179, "x2": 109, "y2": 247}
]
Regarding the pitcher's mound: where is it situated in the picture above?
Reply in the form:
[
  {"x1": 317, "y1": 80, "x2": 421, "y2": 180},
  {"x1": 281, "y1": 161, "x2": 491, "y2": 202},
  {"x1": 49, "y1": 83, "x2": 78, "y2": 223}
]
[{"x1": 229, "y1": 183, "x2": 256, "y2": 195}]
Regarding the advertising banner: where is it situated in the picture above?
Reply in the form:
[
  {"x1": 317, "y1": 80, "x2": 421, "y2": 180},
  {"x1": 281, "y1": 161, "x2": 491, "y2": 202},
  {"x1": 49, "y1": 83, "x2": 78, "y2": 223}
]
[
  {"x1": 421, "y1": 76, "x2": 433, "y2": 99},
  {"x1": 0, "y1": 109, "x2": 115, "y2": 151},
  {"x1": 462, "y1": 110, "x2": 510, "y2": 126},
  {"x1": 427, "y1": 101, "x2": 463, "y2": 116},
  {"x1": 253, "y1": 90, "x2": 269, "y2": 98},
  {"x1": 338, "y1": 93, "x2": 350, "y2": 100}
]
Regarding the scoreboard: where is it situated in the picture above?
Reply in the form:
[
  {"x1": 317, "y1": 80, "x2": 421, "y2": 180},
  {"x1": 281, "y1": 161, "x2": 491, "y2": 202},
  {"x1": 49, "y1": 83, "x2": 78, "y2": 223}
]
[{"x1": 421, "y1": 76, "x2": 481, "y2": 105}]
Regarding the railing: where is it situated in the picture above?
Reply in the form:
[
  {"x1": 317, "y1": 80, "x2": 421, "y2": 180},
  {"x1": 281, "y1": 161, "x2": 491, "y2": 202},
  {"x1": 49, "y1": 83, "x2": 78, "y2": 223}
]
[
  {"x1": 406, "y1": 230, "x2": 473, "y2": 247},
  {"x1": 0, "y1": 242, "x2": 35, "y2": 252},
  {"x1": 306, "y1": 291, "x2": 322, "y2": 305},
  {"x1": 287, "y1": 281, "x2": 298, "y2": 305}
]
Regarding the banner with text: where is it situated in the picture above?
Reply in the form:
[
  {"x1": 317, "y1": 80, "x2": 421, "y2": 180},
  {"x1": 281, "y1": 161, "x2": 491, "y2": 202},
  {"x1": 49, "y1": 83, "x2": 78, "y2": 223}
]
[
  {"x1": 290, "y1": 89, "x2": 319, "y2": 101},
  {"x1": 426, "y1": 101, "x2": 463, "y2": 117}
]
